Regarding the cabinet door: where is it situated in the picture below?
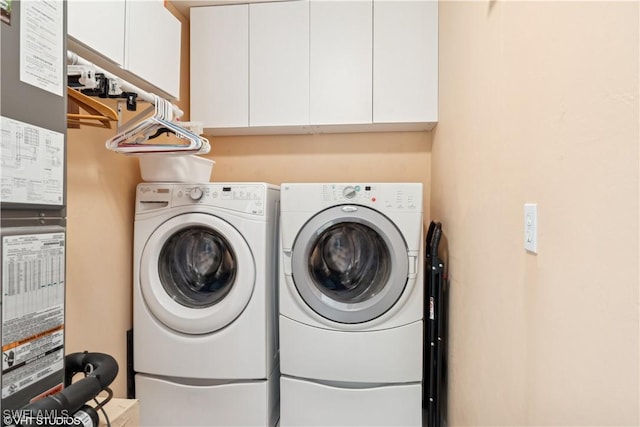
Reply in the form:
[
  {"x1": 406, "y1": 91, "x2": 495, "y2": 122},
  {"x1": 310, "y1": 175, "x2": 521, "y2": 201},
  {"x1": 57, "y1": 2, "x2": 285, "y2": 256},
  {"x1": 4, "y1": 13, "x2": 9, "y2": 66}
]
[
  {"x1": 191, "y1": 5, "x2": 249, "y2": 129},
  {"x1": 373, "y1": 0, "x2": 438, "y2": 123},
  {"x1": 310, "y1": 0, "x2": 372, "y2": 125},
  {"x1": 249, "y1": 1, "x2": 309, "y2": 128},
  {"x1": 125, "y1": 0, "x2": 181, "y2": 99},
  {"x1": 67, "y1": 0, "x2": 126, "y2": 66}
]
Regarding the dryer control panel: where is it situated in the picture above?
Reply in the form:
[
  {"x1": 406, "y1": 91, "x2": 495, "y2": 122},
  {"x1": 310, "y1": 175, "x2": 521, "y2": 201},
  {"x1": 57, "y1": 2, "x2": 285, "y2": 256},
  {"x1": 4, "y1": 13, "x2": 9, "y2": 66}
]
[
  {"x1": 317, "y1": 183, "x2": 420, "y2": 211},
  {"x1": 136, "y1": 183, "x2": 270, "y2": 216}
]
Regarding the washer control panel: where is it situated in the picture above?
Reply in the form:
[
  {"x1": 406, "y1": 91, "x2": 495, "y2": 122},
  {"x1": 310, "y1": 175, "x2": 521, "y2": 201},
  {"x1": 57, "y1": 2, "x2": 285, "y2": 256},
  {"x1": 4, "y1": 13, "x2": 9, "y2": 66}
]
[{"x1": 136, "y1": 183, "x2": 267, "y2": 215}]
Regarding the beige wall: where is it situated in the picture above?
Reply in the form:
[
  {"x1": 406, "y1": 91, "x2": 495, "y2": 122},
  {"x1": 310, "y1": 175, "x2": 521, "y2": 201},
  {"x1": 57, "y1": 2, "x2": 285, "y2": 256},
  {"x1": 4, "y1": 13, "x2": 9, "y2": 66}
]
[
  {"x1": 434, "y1": 1, "x2": 639, "y2": 425},
  {"x1": 66, "y1": 120, "x2": 140, "y2": 397},
  {"x1": 201, "y1": 132, "x2": 431, "y2": 213}
]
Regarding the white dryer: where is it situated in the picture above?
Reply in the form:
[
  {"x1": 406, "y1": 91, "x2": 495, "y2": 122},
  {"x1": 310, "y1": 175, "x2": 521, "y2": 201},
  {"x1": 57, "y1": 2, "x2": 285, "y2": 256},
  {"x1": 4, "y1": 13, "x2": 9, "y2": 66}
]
[
  {"x1": 133, "y1": 182, "x2": 280, "y2": 427},
  {"x1": 279, "y1": 183, "x2": 424, "y2": 427}
]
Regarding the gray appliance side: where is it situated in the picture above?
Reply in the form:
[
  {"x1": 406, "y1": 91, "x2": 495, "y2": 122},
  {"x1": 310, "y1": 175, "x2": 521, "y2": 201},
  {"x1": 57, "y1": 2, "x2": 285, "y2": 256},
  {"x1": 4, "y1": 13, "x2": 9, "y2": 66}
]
[
  {"x1": 1, "y1": 0, "x2": 67, "y2": 217},
  {"x1": 0, "y1": 218, "x2": 67, "y2": 412},
  {"x1": 0, "y1": 0, "x2": 68, "y2": 413}
]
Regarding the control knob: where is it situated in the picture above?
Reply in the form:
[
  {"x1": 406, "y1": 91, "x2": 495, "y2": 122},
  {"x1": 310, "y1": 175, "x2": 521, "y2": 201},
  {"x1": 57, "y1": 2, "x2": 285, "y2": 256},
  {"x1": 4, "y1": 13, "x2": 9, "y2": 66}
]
[
  {"x1": 343, "y1": 186, "x2": 357, "y2": 199},
  {"x1": 189, "y1": 187, "x2": 204, "y2": 201}
]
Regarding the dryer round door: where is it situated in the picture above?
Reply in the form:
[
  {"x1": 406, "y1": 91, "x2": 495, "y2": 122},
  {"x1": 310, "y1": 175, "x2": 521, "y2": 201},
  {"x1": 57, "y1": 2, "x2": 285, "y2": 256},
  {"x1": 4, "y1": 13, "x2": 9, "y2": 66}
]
[
  {"x1": 140, "y1": 213, "x2": 255, "y2": 334},
  {"x1": 291, "y1": 205, "x2": 409, "y2": 324}
]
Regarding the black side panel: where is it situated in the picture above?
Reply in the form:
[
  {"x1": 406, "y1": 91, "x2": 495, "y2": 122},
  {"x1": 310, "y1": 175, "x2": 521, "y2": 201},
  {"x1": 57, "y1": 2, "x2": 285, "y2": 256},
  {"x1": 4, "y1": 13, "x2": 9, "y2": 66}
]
[
  {"x1": 127, "y1": 329, "x2": 135, "y2": 399},
  {"x1": 423, "y1": 221, "x2": 448, "y2": 427}
]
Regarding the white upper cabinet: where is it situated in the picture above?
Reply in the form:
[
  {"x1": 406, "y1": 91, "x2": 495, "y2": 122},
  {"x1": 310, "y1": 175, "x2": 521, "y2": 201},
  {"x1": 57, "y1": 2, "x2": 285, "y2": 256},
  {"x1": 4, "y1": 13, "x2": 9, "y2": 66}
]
[
  {"x1": 67, "y1": 0, "x2": 126, "y2": 66},
  {"x1": 125, "y1": 0, "x2": 182, "y2": 99},
  {"x1": 191, "y1": 2, "x2": 308, "y2": 130},
  {"x1": 249, "y1": 1, "x2": 310, "y2": 127},
  {"x1": 191, "y1": 5, "x2": 249, "y2": 129},
  {"x1": 67, "y1": 0, "x2": 182, "y2": 100},
  {"x1": 190, "y1": 0, "x2": 437, "y2": 134},
  {"x1": 310, "y1": 0, "x2": 372, "y2": 125},
  {"x1": 373, "y1": 0, "x2": 438, "y2": 124}
]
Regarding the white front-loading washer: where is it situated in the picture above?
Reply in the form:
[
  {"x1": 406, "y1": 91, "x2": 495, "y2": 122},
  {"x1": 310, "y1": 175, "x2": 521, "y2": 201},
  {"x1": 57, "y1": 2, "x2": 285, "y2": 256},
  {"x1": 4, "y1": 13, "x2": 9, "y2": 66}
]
[
  {"x1": 279, "y1": 183, "x2": 424, "y2": 426},
  {"x1": 133, "y1": 182, "x2": 280, "y2": 426}
]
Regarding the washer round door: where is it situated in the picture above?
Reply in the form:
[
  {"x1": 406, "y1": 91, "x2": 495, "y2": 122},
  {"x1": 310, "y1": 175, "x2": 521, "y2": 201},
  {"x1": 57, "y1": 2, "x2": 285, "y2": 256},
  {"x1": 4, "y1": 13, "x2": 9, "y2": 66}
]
[
  {"x1": 291, "y1": 205, "x2": 409, "y2": 324},
  {"x1": 140, "y1": 213, "x2": 255, "y2": 334}
]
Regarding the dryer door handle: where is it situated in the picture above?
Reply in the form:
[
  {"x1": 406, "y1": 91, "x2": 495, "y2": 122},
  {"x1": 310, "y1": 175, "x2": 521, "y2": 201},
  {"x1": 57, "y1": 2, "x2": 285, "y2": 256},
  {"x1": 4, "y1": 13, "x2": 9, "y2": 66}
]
[
  {"x1": 408, "y1": 255, "x2": 418, "y2": 278},
  {"x1": 282, "y1": 250, "x2": 293, "y2": 276}
]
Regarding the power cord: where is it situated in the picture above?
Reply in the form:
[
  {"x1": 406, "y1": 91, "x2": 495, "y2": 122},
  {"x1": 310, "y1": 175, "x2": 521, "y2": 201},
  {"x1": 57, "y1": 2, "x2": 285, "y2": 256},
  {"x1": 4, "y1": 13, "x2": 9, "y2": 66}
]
[{"x1": 92, "y1": 387, "x2": 113, "y2": 427}]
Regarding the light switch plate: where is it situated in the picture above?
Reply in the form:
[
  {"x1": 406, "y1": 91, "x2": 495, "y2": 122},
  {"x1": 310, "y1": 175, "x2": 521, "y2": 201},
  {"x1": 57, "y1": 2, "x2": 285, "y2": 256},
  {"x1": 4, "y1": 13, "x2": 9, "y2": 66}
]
[{"x1": 524, "y1": 203, "x2": 538, "y2": 253}]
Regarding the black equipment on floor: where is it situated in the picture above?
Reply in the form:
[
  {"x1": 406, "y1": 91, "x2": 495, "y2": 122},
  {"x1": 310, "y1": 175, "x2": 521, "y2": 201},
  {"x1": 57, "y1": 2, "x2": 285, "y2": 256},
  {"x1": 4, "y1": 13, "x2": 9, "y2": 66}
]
[
  {"x1": 424, "y1": 221, "x2": 448, "y2": 427},
  {"x1": 8, "y1": 352, "x2": 118, "y2": 427}
]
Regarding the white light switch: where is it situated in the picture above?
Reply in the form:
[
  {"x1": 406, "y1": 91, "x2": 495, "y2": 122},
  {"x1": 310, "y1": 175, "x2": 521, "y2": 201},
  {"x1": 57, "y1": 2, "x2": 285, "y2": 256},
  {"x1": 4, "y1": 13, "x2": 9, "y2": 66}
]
[{"x1": 524, "y1": 203, "x2": 538, "y2": 253}]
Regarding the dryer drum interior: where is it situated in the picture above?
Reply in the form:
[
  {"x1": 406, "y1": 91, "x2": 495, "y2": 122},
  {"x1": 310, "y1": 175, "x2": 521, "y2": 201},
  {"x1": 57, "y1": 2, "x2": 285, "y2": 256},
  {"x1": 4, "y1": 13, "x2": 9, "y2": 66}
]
[
  {"x1": 291, "y1": 205, "x2": 410, "y2": 324},
  {"x1": 308, "y1": 222, "x2": 391, "y2": 303}
]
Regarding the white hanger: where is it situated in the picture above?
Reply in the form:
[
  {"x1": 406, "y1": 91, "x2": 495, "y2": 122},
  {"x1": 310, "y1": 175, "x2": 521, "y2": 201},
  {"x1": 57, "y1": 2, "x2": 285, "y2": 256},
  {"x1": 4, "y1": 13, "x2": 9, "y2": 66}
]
[{"x1": 105, "y1": 95, "x2": 210, "y2": 155}]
